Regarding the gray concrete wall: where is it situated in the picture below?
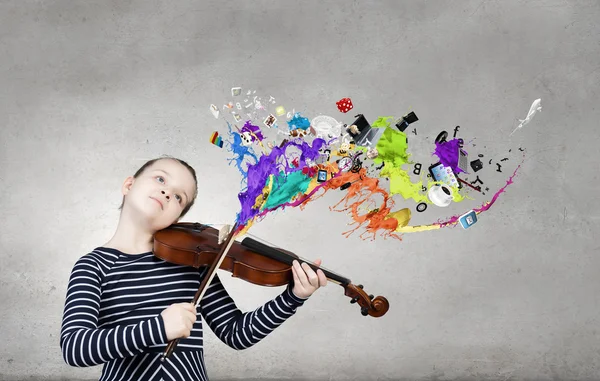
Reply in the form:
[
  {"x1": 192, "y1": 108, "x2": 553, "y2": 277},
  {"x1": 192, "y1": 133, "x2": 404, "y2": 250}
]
[{"x1": 1, "y1": 0, "x2": 599, "y2": 380}]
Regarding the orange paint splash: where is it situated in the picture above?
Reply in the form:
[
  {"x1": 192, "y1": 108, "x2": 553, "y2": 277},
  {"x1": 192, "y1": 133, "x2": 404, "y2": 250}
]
[{"x1": 308, "y1": 167, "x2": 406, "y2": 241}]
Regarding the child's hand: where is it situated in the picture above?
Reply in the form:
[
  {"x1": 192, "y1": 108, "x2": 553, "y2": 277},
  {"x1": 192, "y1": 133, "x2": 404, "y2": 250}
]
[
  {"x1": 291, "y1": 259, "x2": 327, "y2": 299},
  {"x1": 160, "y1": 302, "x2": 197, "y2": 341}
]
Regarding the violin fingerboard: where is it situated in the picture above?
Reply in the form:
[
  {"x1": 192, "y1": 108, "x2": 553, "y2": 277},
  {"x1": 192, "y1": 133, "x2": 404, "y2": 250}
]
[
  {"x1": 240, "y1": 237, "x2": 292, "y2": 264},
  {"x1": 240, "y1": 237, "x2": 351, "y2": 285}
]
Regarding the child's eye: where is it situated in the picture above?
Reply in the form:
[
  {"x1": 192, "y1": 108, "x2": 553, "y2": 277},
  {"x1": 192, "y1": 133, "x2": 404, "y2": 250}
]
[
  {"x1": 175, "y1": 194, "x2": 182, "y2": 203},
  {"x1": 157, "y1": 176, "x2": 165, "y2": 183}
]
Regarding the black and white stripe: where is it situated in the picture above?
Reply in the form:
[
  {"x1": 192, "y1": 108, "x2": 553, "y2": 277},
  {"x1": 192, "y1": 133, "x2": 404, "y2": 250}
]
[{"x1": 60, "y1": 247, "x2": 307, "y2": 380}]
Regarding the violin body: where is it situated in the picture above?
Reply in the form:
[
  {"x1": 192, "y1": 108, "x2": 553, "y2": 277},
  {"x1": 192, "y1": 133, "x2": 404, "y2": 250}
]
[
  {"x1": 154, "y1": 223, "x2": 293, "y2": 287},
  {"x1": 153, "y1": 222, "x2": 389, "y2": 318}
]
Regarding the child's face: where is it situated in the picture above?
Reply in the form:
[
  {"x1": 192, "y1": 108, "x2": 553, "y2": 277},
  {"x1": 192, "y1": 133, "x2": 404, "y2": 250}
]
[{"x1": 123, "y1": 159, "x2": 196, "y2": 231}]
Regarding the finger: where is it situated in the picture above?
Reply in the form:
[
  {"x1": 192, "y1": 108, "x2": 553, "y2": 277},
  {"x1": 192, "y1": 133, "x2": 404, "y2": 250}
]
[
  {"x1": 313, "y1": 259, "x2": 325, "y2": 286},
  {"x1": 301, "y1": 262, "x2": 319, "y2": 287},
  {"x1": 294, "y1": 260, "x2": 310, "y2": 287},
  {"x1": 291, "y1": 264, "x2": 302, "y2": 288},
  {"x1": 317, "y1": 269, "x2": 327, "y2": 287}
]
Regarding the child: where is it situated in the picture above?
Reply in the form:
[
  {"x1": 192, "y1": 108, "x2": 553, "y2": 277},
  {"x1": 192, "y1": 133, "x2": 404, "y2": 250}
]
[{"x1": 60, "y1": 155, "x2": 327, "y2": 381}]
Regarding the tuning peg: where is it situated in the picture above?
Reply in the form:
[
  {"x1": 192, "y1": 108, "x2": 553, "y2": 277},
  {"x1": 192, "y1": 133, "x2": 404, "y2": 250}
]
[
  {"x1": 350, "y1": 296, "x2": 359, "y2": 304},
  {"x1": 357, "y1": 284, "x2": 363, "y2": 289},
  {"x1": 361, "y1": 307, "x2": 369, "y2": 316},
  {"x1": 369, "y1": 294, "x2": 374, "y2": 300}
]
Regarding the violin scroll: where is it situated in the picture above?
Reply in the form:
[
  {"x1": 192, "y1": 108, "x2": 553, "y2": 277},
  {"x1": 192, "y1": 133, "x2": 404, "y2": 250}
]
[{"x1": 344, "y1": 283, "x2": 389, "y2": 317}]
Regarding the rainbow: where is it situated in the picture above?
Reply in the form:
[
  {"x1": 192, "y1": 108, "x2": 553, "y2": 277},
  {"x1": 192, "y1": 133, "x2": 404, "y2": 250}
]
[{"x1": 210, "y1": 131, "x2": 224, "y2": 148}]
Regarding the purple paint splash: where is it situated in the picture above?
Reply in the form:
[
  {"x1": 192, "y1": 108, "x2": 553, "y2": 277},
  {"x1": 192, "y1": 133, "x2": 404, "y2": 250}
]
[
  {"x1": 236, "y1": 138, "x2": 327, "y2": 226},
  {"x1": 240, "y1": 121, "x2": 265, "y2": 141},
  {"x1": 434, "y1": 139, "x2": 465, "y2": 174}
]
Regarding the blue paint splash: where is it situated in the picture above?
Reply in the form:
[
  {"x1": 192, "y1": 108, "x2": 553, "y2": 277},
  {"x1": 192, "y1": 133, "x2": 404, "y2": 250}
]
[
  {"x1": 287, "y1": 113, "x2": 311, "y2": 131},
  {"x1": 225, "y1": 121, "x2": 259, "y2": 183}
]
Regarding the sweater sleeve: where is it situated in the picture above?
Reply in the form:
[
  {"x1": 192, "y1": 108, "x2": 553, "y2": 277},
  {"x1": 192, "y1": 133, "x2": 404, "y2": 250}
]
[
  {"x1": 59, "y1": 255, "x2": 168, "y2": 367},
  {"x1": 200, "y1": 273, "x2": 308, "y2": 350}
]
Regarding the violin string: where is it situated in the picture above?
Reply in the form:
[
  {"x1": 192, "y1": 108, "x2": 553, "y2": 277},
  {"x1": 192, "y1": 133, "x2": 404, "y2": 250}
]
[
  {"x1": 243, "y1": 234, "x2": 339, "y2": 275},
  {"x1": 202, "y1": 223, "x2": 342, "y2": 277}
]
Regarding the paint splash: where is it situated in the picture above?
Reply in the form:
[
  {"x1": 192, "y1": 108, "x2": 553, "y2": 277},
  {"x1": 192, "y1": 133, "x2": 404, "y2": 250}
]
[
  {"x1": 236, "y1": 137, "x2": 327, "y2": 227},
  {"x1": 287, "y1": 113, "x2": 311, "y2": 131},
  {"x1": 225, "y1": 121, "x2": 259, "y2": 181},
  {"x1": 371, "y1": 116, "x2": 394, "y2": 128},
  {"x1": 213, "y1": 93, "x2": 526, "y2": 240},
  {"x1": 240, "y1": 121, "x2": 265, "y2": 142},
  {"x1": 395, "y1": 160, "x2": 523, "y2": 233},
  {"x1": 373, "y1": 127, "x2": 429, "y2": 203},
  {"x1": 434, "y1": 138, "x2": 464, "y2": 174}
]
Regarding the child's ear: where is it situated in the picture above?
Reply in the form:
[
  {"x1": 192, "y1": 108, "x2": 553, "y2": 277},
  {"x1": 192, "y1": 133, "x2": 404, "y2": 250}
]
[{"x1": 121, "y1": 176, "x2": 135, "y2": 195}]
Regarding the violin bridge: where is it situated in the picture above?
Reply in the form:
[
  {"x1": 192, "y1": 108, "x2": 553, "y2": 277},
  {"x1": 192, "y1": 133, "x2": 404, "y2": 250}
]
[{"x1": 218, "y1": 224, "x2": 232, "y2": 245}]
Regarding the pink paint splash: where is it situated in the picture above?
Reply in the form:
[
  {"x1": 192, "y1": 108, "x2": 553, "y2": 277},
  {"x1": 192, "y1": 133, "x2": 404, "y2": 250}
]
[{"x1": 435, "y1": 159, "x2": 524, "y2": 228}]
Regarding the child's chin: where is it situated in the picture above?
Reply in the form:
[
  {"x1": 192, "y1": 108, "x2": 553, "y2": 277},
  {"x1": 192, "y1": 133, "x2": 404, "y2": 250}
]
[{"x1": 136, "y1": 205, "x2": 163, "y2": 221}]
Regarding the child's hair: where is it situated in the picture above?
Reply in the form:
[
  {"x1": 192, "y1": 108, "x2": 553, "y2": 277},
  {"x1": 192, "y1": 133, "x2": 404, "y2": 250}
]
[{"x1": 118, "y1": 155, "x2": 198, "y2": 219}]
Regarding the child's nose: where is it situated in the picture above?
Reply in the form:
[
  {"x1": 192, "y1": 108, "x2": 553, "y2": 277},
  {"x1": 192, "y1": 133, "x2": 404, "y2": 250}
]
[{"x1": 161, "y1": 190, "x2": 171, "y2": 200}]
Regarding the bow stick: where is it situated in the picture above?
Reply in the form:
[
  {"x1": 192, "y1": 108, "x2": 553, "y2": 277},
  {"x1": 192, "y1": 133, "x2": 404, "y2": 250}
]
[{"x1": 161, "y1": 222, "x2": 239, "y2": 361}]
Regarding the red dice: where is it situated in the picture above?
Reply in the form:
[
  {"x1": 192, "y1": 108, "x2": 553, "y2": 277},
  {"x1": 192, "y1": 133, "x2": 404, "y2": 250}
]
[{"x1": 336, "y1": 97, "x2": 353, "y2": 113}]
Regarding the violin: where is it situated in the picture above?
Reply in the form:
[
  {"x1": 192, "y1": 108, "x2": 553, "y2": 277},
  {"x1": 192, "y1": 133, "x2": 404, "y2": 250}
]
[{"x1": 153, "y1": 222, "x2": 389, "y2": 359}]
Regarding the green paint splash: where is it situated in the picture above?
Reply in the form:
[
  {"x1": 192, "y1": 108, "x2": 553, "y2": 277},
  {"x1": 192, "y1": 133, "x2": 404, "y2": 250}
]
[
  {"x1": 372, "y1": 125, "x2": 469, "y2": 204},
  {"x1": 373, "y1": 127, "x2": 427, "y2": 202},
  {"x1": 263, "y1": 170, "x2": 313, "y2": 210},
  {"x1": 371, "y1": 116, "x2": 394, "y2": 128}
]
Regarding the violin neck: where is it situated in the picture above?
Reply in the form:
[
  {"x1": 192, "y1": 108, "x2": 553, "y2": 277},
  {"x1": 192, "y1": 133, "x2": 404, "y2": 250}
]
[{"x1": 240, "y1": 237, "x2": 351, "y2": 285}]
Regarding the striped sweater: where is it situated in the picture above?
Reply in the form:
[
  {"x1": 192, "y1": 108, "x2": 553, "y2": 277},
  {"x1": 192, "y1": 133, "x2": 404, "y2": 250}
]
[{"x1": 60, "y1": 247, "x2": 308, "y2": 381}]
